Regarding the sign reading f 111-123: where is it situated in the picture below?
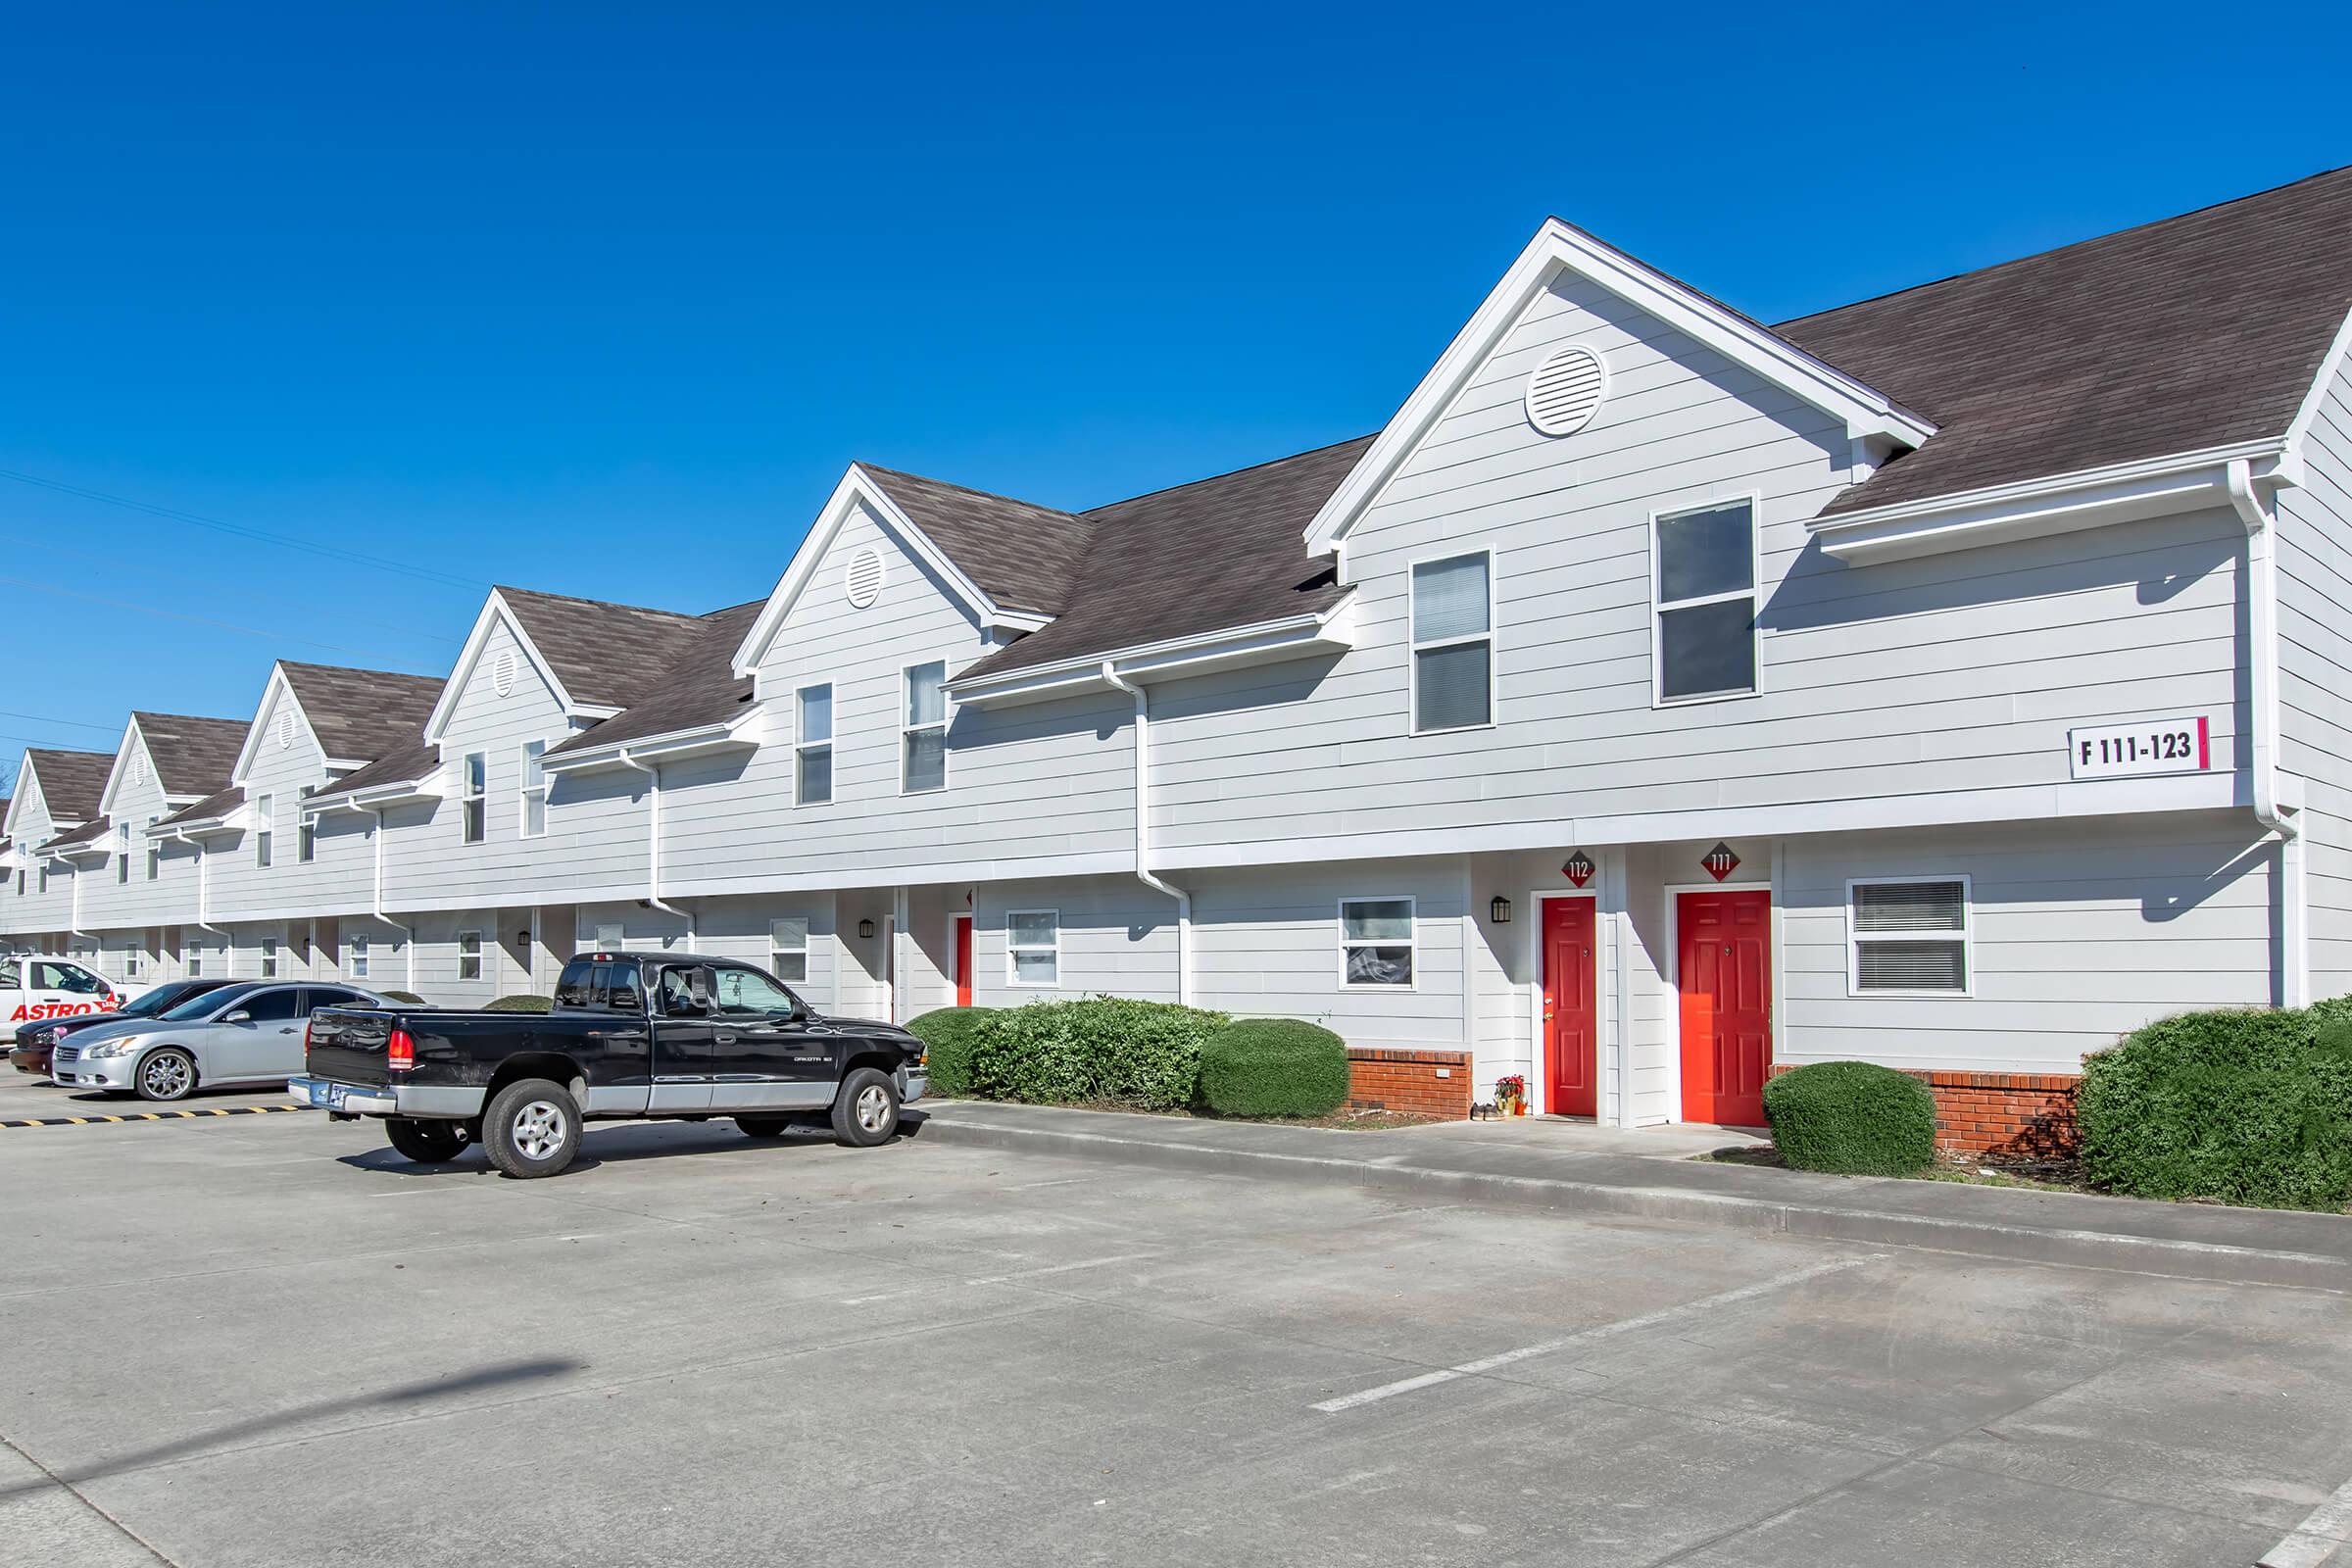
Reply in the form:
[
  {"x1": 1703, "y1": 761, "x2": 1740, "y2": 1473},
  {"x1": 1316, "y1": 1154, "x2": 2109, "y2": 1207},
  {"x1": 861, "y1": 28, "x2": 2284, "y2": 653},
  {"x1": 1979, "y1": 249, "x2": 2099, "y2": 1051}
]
[{"x1": 2068, "y1": 714, "x2": 2211, "y2": 780}]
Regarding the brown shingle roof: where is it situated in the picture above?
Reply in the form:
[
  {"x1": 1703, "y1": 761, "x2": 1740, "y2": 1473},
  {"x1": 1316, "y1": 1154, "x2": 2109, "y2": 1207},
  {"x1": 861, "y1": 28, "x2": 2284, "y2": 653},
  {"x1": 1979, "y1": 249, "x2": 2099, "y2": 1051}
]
[
  {"x1": 497, "y1": 586, "x2": 711, "y2": 710},
  {"x1": 1783, "y1": 166, "x2": 2352, "y2": 514},
  {"x1": 545, "y1": 601, "x2": 765, "y2": 759},
  {"x1": 279, "y1": 662, "x2": 442, "y2": 765},
  {"x1": 157, "y1": 785, "x2": 245, "y2": 830},
  {"x1": 132, "y1": 713, "x2": 248, "y2": 799},
  {"x1": 41, "y1": 815, "x2": 110, "y2": 853},
  {"x1": 950, "y1": 437, "x2": 1372, "y2": 681},
  {"x1": 857, "y1": 466, "x2": 1098, "y2": 616},
  {"x1": 308, "y1": 738, "x2": 438, "y2": 802},
  {"x1": 24, "y1": 749, "x2": 112, "y2": 823}
]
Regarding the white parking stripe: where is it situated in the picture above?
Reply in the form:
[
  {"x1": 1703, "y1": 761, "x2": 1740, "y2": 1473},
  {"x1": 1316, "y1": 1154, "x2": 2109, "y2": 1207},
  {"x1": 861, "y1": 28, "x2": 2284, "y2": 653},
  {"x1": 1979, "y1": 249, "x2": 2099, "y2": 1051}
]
[
  {"x1": 843, "y1": 1250, "x2": 1163, "y2": 1305},
  {"x1": 1312, "y1": 1254, "x2": 1878, "y2": 1413},
  {"x1": 2260, "y1": 1475, "x2": 2352, "y2": 1567}
]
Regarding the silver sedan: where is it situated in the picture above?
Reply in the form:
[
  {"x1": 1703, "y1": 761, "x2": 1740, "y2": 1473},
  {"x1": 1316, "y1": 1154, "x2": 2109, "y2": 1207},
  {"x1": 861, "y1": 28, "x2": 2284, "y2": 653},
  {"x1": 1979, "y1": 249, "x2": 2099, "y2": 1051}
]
[{"x1": 52, "y1": 980, "x2": 387, "y2": 1102}]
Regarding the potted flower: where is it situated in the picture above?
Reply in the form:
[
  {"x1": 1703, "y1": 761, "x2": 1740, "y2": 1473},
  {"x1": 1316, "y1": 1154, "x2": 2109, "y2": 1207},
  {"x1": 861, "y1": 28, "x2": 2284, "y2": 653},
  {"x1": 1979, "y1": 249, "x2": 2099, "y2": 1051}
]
[{"x1": 1494, "y1": 1074, "x2": 1527, "y2": 1116}]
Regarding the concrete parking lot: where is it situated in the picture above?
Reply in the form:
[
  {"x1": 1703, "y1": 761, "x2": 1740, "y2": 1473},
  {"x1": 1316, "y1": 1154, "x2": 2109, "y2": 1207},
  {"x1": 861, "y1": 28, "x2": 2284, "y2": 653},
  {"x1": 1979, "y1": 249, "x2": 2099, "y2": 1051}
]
[{"x1": 4, "y1": 1090, "x2": 2351, "y2": 1567}]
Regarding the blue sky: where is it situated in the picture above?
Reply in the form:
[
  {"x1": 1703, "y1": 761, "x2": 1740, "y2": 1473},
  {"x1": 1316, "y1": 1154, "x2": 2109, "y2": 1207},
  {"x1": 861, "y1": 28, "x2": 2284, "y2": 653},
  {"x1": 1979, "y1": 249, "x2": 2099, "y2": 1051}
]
[{"x1": 3, "y1": 1, "x2": 2344, "y2": 788}]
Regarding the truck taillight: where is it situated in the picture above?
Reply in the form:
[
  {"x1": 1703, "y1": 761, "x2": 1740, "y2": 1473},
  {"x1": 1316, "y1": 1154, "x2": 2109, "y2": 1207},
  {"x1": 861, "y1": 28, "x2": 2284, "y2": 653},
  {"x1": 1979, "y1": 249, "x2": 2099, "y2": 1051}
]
[
  {"x1": 387, "y1": 1027, "x2": 416, "y2": 1072},
  {"x1": 304, "y1": 1018, "x2": 316, "y2": 1054}
]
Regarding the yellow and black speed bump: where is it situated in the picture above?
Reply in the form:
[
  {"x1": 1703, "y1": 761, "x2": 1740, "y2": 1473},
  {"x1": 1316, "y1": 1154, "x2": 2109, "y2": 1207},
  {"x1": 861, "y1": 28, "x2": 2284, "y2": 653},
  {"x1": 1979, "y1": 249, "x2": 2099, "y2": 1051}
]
[{"x1": 0, "y1": 1103, "x2": 307, "y2": 1129}]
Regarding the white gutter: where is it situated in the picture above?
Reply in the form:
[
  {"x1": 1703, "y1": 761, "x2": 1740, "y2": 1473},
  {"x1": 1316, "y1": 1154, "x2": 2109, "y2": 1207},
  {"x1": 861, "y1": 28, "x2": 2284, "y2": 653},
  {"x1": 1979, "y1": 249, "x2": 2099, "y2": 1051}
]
[
  {"x1": 358, "y1": 805, "x2": 416, "y2": 991},
  {"x1": 2227, "y1": 458, "x2": 2306, "y2": 1007},
  {"x1": 1099, "y1": 662, "x2": 1192, "y2": 1006},
  {"x1": 166, "y1": 826, "x2": 231, "y2": 955},
  {"x1": 617, "y1": 748, "x2": 693, "y2": 939}
]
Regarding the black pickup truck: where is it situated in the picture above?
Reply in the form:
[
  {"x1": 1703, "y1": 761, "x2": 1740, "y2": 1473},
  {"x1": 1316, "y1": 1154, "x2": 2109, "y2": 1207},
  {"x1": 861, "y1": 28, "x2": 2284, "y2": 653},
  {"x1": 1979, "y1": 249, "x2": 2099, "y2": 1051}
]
[{"x1": 292, "y1": 952, "x2": 928, "y2": 1178}]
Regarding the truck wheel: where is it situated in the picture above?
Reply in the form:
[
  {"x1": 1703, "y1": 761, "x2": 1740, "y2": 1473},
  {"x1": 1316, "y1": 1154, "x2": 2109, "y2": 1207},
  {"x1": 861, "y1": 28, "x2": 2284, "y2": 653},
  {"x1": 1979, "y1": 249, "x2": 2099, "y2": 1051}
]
[
  {"x1": 736, "y1": 1115, "x2": 793, "y2": 1139},
  {"x1": 830, "y1": 1067, "x2": 900, "y2": 1148},
  {"x1": 134, "y1": 1048, "x2": 197, "y2": 1102},
  {"x1": 483, "y1": 1078, "x2": 582, "y2": 1179},
  {"x1": 386, "y1": 1118, "x2": 466, "y2": 1164}
]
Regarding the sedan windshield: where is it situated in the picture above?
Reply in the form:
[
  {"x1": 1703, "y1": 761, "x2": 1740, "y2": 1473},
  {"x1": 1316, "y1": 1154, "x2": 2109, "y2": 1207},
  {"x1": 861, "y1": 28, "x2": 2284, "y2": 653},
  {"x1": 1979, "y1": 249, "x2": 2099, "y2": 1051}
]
[
  {"x1": 122, "y1": 983, "x2": 208, "y2": 1018},
  {"x1": 159, "y1": 983, "x2": 258, "y2": 1021}
]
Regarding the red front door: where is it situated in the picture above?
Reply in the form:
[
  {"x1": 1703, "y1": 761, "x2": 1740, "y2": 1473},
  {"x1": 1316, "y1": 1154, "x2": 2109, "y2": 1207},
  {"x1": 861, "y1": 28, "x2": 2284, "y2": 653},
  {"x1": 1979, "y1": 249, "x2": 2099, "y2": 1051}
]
[
  {"x1": 953, "y1": 916, "x2": 973, "y2": 1008},
  {"x1": 1678, "y1": 889, "x2": 1772, "y2": 1126},
  {"x1": 1543, "y1": 898, "x2": 1597, "y2": 1116}
]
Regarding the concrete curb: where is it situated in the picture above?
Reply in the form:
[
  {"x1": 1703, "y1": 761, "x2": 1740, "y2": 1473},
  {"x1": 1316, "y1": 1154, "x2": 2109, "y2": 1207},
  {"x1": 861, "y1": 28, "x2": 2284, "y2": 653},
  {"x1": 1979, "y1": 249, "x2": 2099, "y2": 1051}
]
[{"x1": 915, "y1": 1114, "x2": 2352, "y2": 1293}]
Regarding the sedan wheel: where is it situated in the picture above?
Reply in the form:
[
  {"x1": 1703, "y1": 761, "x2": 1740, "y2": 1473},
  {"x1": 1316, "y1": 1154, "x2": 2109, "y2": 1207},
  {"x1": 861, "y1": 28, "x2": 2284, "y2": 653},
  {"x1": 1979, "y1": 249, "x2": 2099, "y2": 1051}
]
[{"x1": 136, "y1": 1049, "x2": 196, "y2": 1102}]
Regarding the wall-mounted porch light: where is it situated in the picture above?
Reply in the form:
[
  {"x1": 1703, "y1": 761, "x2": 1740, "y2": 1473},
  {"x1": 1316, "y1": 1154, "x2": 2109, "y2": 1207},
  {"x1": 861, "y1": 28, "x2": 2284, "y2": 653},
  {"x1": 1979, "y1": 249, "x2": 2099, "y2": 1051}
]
[
  {"x1": 1490, "y1": 896, "x2": 1512, "y2": 925},
  {"x1": 858, "y1": 918, "x2": 877, "y2": 940}
]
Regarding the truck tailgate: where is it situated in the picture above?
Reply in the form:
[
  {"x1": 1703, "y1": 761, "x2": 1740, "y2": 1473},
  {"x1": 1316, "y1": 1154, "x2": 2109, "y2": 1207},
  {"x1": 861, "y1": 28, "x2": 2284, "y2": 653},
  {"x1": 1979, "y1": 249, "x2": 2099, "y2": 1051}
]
[{"x1": 306, "y1": 1007, "x2": 399, "y2": 1086}]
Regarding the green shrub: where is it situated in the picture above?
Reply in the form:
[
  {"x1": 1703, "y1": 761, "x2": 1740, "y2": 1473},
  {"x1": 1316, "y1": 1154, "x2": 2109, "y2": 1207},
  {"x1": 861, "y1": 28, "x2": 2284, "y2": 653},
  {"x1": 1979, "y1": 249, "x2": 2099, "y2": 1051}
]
[
  {"x1": 1763, "y1": 1061, "x2": 1936, "y2": 1176},
  {"x1": 967, "y1": 998, "x2": 1228, "y2": 1109},
  {"x1": 485, "y1": 994, "x2": 554, "y2": 1013},
  {"x1": 376, "y1": 990, "x2": 425, "y2": 1004},
  {"x1": 1198, "y1": 1018, "x2": 1350, "y2": 1118},
  {"x1": 2079, "y1": 1003, "x2": 2352, "y2": 1210},
  {"x1": 906, "y1": 1006, "x2": 999, "y2": 1099}
]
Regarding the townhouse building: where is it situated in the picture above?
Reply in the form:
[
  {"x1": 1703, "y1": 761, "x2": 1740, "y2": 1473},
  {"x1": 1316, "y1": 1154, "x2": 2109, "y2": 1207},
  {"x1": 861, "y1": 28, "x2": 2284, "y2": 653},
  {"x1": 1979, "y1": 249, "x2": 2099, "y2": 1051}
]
[{"x1": 8, "y1": 168, "x2": 2352, "y2": 1141}]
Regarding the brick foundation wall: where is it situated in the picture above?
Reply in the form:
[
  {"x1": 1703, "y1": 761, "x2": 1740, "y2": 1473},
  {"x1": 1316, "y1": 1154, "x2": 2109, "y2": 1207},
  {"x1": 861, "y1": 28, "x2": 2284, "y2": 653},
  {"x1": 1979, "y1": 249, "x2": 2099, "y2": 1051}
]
[
  {"x1": 1769, "y1": 1064, "x2": 2081, "y2": 1157},
  {"x1": 1347, "y1": 1047, "x2": 1473, "y2": 1120},
  {"x1": 1917, "y1": 1070, "x2": 2080, "y2": 1159}
]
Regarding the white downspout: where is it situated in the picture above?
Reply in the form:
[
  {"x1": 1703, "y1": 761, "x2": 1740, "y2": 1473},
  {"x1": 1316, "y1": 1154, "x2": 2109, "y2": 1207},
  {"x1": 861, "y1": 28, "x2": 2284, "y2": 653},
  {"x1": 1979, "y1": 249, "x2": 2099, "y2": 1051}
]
[
  {"x1": 167, "y1": 826, "x2": 230, "y2": 980},
  {"x1": 2228, "y1": 458, "x2": 2306, "y2": 1007},
  {"x1": 359, "y1": 806, "x2": 416, "y2": 992},
  {"x1": 1100, "y1": 662, "x2": 1192, "y2": 1006},
  {"x1": 618, "y1": 749, "x2": 694, "y2": 941}
]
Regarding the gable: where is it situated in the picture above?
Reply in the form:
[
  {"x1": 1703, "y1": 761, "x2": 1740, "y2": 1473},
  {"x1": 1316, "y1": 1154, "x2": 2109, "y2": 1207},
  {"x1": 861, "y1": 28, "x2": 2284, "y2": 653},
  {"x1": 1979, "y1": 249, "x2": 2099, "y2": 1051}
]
[
  {"x1": 1304, "y1": 219, "x2": 1934, "y2": 554},
  {"x1": 731, "y1": 466, "x2": 1049, "y2": 678},
  {"x1": 3, "y1": 759, "x2": 44, "y2": 841},
  {"x1": 439, "y1": 614, "x2": 565, "y2": 743},
  {"x1": 228, "y1": 667, "x2": 322, "y2": 785},
  {"x1": 424, "y1": 593, "x2": 577, "y2": 744},
  {"x1": 755, "y1": 493, "x2": 984, "y2": 686}
]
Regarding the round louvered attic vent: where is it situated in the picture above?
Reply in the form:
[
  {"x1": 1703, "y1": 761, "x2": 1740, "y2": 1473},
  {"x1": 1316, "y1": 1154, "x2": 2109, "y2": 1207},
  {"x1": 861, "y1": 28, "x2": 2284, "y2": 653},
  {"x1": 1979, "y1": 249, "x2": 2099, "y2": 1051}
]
[
  {"x1": 1525, "y1": 345, "x2": 1608, "y2": 438},
  {"x1": 130, "y1": 755, "x2": 146, "y2": 787},
  {"x1": 845, "y1": 548, "x2": 885, "y2": 609},
  {"x1": 275, "y1": 711, "x2": 295, "y2": 750},
  {"x1": 493, "y1": 650, "x2": 517, "y2": 698}
]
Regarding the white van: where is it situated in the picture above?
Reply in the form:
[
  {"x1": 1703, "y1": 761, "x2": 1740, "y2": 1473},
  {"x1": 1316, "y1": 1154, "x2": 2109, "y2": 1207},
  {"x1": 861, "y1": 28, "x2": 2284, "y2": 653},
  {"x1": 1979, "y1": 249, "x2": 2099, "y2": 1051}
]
[{"x1": 0, "y1": 956, "x2": 122, "y2": 1044}]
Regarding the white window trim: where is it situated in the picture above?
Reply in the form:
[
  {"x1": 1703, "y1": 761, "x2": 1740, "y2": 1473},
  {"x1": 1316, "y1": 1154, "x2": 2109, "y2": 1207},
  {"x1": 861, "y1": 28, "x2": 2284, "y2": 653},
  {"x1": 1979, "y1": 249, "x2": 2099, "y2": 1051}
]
[
  {"x1": 146, "y1": 818, "x2": 159, "y2": 880},
  {"x1": 1004, "y1": 907, "x2": 1060, "y2": 988},
  {"x1": 457, "y1": 928, "x2": 484, "y2": 982},
  {"x1": 254, "y1": 794, "x2": 275, "y2": 868},
  {"x1": 518, "y1": 739, "x2": 550, "y2": 839},
  {"x1": 349, "y1": 933, "x2": 370, "y2": 979},
  {"x1": 1648, "y1": 492, "x2": 1764, "y2": 709},
  {"x1": 116, "y1": 821, "x2": 130, "y2": 884},
  {"x1": 259, "y1": 935, "x2": 279, "y2": 979},
  {"x1": 899, "y1": 661, "x2": 950, "y2": 796},
  {"x1": 794, "y1": 680, "x2": 835, "y2": 808},
  {"x1": 1338, "y1": 895, "x2": 1418, "y2": 991},
  {"x1": 460, "y1": 753, "x2": 488, "y2": 844},
  {"x1": 1407, "y1": 546, "x2": 1498, "y2": 737},
  {"x1": 1844, "y1": 873, "x2": 1974, "y2": 999},
  {"x1": 768, "y1": 916, "x2": 810, "y2": 982}
]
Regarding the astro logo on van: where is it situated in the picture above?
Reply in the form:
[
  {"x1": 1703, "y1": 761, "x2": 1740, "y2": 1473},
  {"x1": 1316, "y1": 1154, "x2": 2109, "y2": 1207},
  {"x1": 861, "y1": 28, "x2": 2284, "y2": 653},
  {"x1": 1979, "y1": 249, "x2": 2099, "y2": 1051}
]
[{"x1": 9, "y1": 1003, "x2": 101, "y2": 1022}]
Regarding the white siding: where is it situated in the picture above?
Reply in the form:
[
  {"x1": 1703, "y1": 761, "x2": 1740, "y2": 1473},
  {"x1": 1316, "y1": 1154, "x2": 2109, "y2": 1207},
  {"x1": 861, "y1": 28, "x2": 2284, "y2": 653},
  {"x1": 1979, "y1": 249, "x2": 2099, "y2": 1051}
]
[{"x1": 2279, "y1": 341, "x2": 2352, "y2": 1003}]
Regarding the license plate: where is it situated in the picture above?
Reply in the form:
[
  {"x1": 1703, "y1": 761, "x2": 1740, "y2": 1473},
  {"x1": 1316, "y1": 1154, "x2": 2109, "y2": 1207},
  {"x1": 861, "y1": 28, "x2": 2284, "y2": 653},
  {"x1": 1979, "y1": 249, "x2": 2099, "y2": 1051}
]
[{"x1": 309, "y1": 1081, "x2": 347, "y2": 1108}]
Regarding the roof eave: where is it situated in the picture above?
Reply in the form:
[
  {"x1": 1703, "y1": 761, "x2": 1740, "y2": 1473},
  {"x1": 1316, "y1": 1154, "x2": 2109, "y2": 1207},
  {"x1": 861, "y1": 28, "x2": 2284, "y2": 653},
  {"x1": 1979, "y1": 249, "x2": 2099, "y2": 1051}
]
[
  {"x1": 1808, "y1": 440, "x2": 2293, "y2": 565},
  {"x1": 543, "y1": 712, "x2": 762, "y2": 773},
  {"x1": 948, "y1": 594, "x2": 1359, "y2": 709}
]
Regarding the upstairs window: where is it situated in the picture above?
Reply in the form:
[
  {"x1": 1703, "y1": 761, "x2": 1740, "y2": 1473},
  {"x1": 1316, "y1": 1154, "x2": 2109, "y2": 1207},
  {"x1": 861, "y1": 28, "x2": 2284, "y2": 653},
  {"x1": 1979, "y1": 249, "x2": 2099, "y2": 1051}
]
[
  {"x1": 1410, "y1": 552, "x2": 1494, "y2": 733},
  {"x1": 519, "y1": 740, "x2": 549, "y2": 838},
  {"x1": 796, "y1": 683, "x2": 833, "y2": 806},
  {"x1": 769, "y1": 917, "x2": 809, "y2": 983},
  {"x1": 146, "y1": 817, "x2": 159, "y2": 880},
  {"x1": 1340, "y1": 898, "x2": 1415, "y2": 988},
  {"x1": 297, "y1": 786, "x2": 318, "y2": 863},
  {"x1": 1653, "y1": 499, "x2": 1758, "y2": 704},
  {"x1": 116, "y1": 822, "x2": 129, "y2": 884},
  {"x1": 462, "y1": 753, "x2": 487, "y2": 844},
  {"x1": 903, "y1": 662, "x2": 948, "y2": 793},
  {"x1": 1848, "y1": 877, "x2": 1971, "y2": 996},
  {"x1": 254, "y1": 795, "x2": 274, "y2": 868}
]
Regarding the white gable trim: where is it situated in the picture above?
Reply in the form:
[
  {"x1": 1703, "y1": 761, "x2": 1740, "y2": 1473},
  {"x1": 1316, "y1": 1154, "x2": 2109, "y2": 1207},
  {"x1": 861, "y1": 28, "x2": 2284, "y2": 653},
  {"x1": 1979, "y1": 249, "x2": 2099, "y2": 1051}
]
[
  {"x1": 1302, "y1": 219, "x2": 1937, "y2": 553},
  {"x1": 3, "y1": 756, "x2": 43, "y2": 841},
  {"x1": 731, "y1": 465, "x2": 1054, "y2": 679},
  {"x1": 97, "y1": 718, "x2": 151, "y2": 819},
  {"x1": 423, "y1": 590, "x2": 583, "y2": 744},
  {"x1": 225, "y1": 664, "x2": 324, "y2": 784},
  {"x1": 2279, "y1": 305, "x2": 2352, "y2": 492}
]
